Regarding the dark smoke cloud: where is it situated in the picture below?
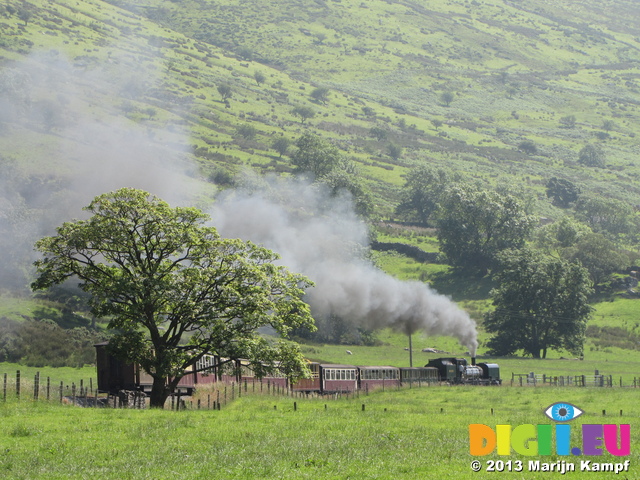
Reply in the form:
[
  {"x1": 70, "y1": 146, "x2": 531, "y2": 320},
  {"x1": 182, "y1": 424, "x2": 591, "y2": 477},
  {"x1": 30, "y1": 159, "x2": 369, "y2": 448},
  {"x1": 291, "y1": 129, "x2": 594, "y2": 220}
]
[
  {"x1": 210, "y1": 175, "x2": 479, "y2": 354},
  {"x1": 0, "y1": 51, "x2": 200, "y2": 293}
]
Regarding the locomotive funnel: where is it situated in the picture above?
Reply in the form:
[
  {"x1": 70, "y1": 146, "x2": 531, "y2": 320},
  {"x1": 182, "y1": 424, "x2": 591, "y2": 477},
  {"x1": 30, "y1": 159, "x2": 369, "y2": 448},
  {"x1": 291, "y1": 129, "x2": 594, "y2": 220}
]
[{"x1": 471, "y1": 357, "x2": 476, "y2": 366}]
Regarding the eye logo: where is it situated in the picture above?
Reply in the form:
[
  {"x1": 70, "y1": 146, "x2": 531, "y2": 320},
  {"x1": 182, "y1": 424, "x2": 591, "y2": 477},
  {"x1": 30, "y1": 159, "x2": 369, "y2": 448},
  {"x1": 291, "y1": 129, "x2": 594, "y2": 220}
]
[{"x1": 544, "y1": 402, "x2": 583, "y2": 422}]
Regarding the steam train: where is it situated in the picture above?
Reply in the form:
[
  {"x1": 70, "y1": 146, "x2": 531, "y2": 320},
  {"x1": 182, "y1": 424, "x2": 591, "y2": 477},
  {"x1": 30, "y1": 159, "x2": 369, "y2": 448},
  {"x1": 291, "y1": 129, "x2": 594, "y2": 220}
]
[{"x1": 95, "y1": 343, "x2": 500, "y2": 395}]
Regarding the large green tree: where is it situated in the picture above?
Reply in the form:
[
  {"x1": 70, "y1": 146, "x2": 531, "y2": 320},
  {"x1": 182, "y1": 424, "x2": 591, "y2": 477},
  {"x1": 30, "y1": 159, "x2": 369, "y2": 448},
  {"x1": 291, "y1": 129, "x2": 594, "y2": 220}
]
[
  {"x1": 291, "y1": 132, "x2": 343, "y2": 178},
  {"x1": 485, "y1": 248, "x2": 593, "y2": 358},
  {"x1": 574, "y1": 194, "x2": 635, "y2": 237},
  {"x1": 396, "y1": 165, "x2": 455, "y2": 225},
  {"x1": 566, "y1": 232, "x2": 629, "y2": 291},
  {"x1": 290, "y1": 133, "x2": 374, "y2": 217},
  {"x1": 31, "y1": 188, "x2": 315, "y2": 407},
  {"x1": 436, "y1": 185, "x2": 537, "y2": 275}
]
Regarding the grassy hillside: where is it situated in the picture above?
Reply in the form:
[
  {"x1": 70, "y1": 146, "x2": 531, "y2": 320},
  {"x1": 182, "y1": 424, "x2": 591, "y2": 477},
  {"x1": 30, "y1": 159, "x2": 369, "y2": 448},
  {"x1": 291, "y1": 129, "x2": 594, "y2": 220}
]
[
  {"x1": 2, "y1": 0, "x2": 640, "y2": 212},
  {"x1": 139, "y1": 0, "x2": 640, "y2": 207},
  {"x1": 0, "y1": 0, "x2": 639, "y2": 362}
]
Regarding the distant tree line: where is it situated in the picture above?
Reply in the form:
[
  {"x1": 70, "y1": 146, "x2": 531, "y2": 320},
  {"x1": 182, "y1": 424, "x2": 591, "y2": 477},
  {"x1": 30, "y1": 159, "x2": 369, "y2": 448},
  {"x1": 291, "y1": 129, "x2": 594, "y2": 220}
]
[
  {"x1": 395, "y1": 162, "x2": 638, "y2": 358},
  {"x1": 0, "y1": 318, "x2": 106, "y2": 367}
]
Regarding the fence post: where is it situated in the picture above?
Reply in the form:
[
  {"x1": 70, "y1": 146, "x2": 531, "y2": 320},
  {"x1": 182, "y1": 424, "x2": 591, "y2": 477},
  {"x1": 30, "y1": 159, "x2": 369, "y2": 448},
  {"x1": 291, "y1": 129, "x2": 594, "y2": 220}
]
[
  {"x1": 47, "y1": 377, "x2": 50, "y2": 401},
  {"x1": 59, "y1": 381, "x2": 63, "y2": 403},
  {"x1": 16, "y1": 370, "x2": 20, "y2": 399}
]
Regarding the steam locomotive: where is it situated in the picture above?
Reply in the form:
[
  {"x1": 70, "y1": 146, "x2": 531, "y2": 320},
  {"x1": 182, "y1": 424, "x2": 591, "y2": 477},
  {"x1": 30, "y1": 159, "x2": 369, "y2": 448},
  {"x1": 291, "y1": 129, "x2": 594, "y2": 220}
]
[{"x1": 425, "y1": 357, "x2": 501, "y2": 385}]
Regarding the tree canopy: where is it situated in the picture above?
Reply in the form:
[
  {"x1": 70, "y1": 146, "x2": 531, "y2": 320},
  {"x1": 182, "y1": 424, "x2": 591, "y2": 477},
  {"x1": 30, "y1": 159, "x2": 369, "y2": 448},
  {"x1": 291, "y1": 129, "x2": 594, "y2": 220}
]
[
  {"x1": 291, "y1": 132, "x2": 343, "y2": 178},
  {"x1": 436, "y1": 185, "x2": 537, "y2": 275},
  {"x1": 290, "y1": 133, "x2": 374, "y2": 217},
  {"x1": 32, "y1": 188, "x2": 315, "y2": 407},
  {"x1": 396, "y1": 165, "x2": 455, "y2": 226},
  {"x1": 485, "y1": 248, "x2": 593, "y2": 359}
]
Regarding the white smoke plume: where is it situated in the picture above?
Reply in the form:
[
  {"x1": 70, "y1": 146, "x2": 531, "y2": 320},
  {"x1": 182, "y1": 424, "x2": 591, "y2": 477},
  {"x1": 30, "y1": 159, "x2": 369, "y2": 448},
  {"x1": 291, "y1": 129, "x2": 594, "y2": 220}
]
[
  {"x1": 210, "y1": 176, "x2": 479, "y2": 354},
  {"x1": 0, "y1": 51, "x2": 200, "y2": 292}
]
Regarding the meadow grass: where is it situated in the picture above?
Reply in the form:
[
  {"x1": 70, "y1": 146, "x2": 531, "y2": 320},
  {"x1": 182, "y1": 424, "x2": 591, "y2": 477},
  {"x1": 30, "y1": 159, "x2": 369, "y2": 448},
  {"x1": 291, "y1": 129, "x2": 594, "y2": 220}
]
[
  {"x1": 0, "y1": 363, "x2": 96, "y2": 390},
  {"x1": 0, "y1": 386, "x2": 638, "y2": 479}
]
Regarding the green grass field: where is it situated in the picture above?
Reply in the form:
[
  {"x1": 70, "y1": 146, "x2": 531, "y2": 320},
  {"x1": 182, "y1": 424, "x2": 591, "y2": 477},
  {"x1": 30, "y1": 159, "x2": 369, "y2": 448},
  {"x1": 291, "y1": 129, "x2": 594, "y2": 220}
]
[{"x1": 0, "y1": 386, "x2": 638, "y2": 479}]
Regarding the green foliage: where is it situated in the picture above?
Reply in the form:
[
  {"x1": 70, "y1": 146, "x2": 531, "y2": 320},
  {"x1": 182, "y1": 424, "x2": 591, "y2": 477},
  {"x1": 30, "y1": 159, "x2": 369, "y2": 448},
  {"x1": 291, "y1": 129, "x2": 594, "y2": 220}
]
[
  {"x1": 486, "y1": 248, "x2": 593, "y2": 358},
  {"x1": 439, "y1": 91, "x2": 454, "y2": 107},
  {"x1": 565, "y1": 232, "x2": 630, "y2": 290},
  {"x1": 517, "y1": 140, "x2": 537, "y2": 155},
  {"x1": 396, "y1": 165, "x2": 455, "y2": 225},
  {"x1": 290, "y1": 133, "x2": 374, "y2": 217},
  {"x1": 318, "y1": 169, "x2": 374, "y2": 217},
  {"x1": 216, "y1": 84, "x2": 232, "y2": 101},
  {"x1": 271, "y1": 137, "x2": 291, "y2": 157},
  {"x1": 290, "y1": 105, "x2": 315, "y2": 123},
  {"x1": 235, "y1": 123, "x2": 257, "y2": 139},
  {"x1": 602, "y1": 119, "x2": 615, "y2": 131},
  {"x1": 291, "y1": 132, "x2": 343, "y2": 178},
  {"x1": 534, "y1": 216, "x2": 591, "y2": 251},
  {"x1": 436, "y1": 185, "x2": 537, "y2": 275},
  {"x1": 386, "y1": 142, "x2": 402, "y2": 160},
  {"x1": 574, "y1": 194, "x2": 635, "y2": 237},
  {"x1": 0, "y1": 318, "x2": 104, "y2": 367},
  {"x1": 31, "y1": 188, "x2": 315, "y2": 407},
  {"x1": 253, "y1": 71, "x2": 266, "y2": 86},
  {"x1": 578, "y1": 144, "x2": 605, "y2": 167},
  {"x1": 559, "y1": 114, "x2": 576, "y2": 128},
  {"x1": 545, "y1": 177, "x2": 580, "y2": 208},
  {"x1": 310, "y1": 86, "x2": 330, "y2": 105},
  {"x1": 368, "y1": 126, "x2": 388, "y2": 141}
]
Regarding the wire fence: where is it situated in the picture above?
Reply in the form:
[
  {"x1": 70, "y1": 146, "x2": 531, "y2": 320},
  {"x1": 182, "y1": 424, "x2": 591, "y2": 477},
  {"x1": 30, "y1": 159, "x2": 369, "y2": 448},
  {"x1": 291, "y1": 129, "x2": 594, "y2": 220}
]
[
  {"x1": 2, "y1": 370, "x2": 100, "y2": 404},
  {"x1": 510, "y1": 371, "x2": 638, "y2": 388}
]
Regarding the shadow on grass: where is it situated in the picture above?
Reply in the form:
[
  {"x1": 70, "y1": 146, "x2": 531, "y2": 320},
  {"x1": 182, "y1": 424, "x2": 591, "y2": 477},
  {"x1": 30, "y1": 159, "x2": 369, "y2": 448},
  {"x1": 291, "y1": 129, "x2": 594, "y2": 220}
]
[{"x1": 427, "y1": 268, "x2": 496, "y2": 302}]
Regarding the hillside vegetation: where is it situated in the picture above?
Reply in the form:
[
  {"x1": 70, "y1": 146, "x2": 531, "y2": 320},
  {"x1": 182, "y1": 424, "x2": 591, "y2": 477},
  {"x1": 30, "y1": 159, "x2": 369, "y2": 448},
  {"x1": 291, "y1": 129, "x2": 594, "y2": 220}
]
[{"x1": 0, "y1": 0, "x2": 639, "y2": 361}]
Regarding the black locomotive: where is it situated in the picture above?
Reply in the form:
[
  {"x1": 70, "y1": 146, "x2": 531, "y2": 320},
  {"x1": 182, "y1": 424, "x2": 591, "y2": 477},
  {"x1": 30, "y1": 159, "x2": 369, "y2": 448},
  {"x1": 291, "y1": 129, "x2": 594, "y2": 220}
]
[{"x1": 425, "y1": 357, "x2": 501, "y2": 385}]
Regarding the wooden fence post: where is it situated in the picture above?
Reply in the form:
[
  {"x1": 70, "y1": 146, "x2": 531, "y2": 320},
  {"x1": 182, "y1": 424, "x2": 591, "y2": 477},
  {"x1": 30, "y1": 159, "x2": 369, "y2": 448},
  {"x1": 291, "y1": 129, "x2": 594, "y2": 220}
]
[
  {"x1": 47, "y1": 377, "x2": 50, "y2": 401},
  {"x1": 16, "y1": 370, "x2": 20, "y2": 399},
  {"x1": 59, "y1": 381, "x2": 63, "y2": 403}
]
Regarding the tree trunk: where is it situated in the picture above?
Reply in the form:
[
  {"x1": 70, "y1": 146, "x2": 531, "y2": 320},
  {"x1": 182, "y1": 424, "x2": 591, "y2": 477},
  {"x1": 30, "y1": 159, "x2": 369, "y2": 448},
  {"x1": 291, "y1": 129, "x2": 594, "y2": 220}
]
[{"x1": 149, "y1": 376, "x2": 170, "y2": 408}]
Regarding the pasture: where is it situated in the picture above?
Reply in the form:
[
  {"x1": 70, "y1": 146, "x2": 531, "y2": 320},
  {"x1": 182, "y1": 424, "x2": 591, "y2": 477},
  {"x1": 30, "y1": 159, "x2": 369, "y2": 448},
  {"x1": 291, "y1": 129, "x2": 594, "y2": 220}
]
[{"x1": 0, "y1": 385, "x2": 638, "y2": 479}]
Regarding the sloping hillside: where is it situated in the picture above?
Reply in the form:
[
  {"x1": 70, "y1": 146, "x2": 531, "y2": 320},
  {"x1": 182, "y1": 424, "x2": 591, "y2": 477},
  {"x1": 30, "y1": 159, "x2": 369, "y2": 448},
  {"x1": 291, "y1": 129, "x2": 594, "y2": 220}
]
[{"x1": 0, "y1": 0, "x2": 639, "y2": 358}]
